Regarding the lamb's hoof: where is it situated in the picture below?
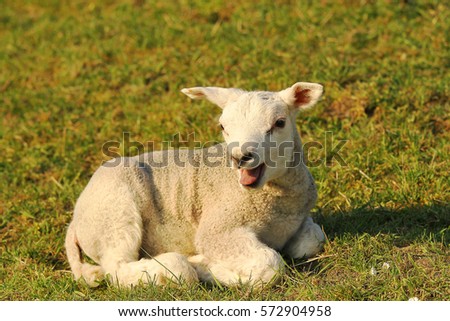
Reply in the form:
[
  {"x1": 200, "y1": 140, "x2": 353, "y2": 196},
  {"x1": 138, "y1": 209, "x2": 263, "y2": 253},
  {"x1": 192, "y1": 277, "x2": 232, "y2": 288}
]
[
  {"x1": 154, "y1": 252, "x2": 199, "y2": 286},
  {"x1": 283, "y1": 217, "x2": 325, "y2": 259},
  {"x1": 79, "y1": 264, "x2": 104, "y2": 287},
  {"x1": 138, "y1": 253, "x2": 199, "y2": 287}
]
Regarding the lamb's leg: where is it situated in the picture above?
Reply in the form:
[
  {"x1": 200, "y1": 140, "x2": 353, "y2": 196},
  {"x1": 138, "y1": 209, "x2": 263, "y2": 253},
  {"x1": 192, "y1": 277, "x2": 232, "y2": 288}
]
[
  {"x1": 101, "y1": 251, "x2": 198, "y2": 287},
  {"x1": 75, "y1": 218, "x2": 198, "y2": 287},
  {"x1": 282, "y1": 216, "x2": 325, "y2": 259},
  {"x1": 93, "y1": 207, "x2": 198, "y2": 287},
  {"x1": 192, "y1": 227, "x2": 284, "y2": 286},
  {"x1": 65, "y1": 221, "x2": 104, "y2": 287}
]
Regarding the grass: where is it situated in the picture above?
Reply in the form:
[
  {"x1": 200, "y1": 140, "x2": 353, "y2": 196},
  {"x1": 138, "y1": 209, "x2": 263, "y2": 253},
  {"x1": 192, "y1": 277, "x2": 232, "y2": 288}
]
[{"x1": 0, "y1": 0, "x2": 449, "y2": 300}]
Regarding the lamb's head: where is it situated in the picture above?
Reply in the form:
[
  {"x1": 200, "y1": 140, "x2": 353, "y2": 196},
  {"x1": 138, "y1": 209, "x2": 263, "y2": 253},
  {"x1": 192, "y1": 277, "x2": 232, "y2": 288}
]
[{"x1": 182, "y1": 82, "x2": 323, "y2": 189}]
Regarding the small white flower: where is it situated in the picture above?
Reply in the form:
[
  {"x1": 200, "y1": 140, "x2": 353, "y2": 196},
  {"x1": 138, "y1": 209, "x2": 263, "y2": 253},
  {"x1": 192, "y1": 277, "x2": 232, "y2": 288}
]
[
  {"x1": 408, "y1": 297, "x2": 419, "y2": 301},
  {"x1": 382, "y1": 262, "x2": 390, "y2": 269},
  {"x1": 370, "y1": 267, "x2": 377, "y2": 275}
]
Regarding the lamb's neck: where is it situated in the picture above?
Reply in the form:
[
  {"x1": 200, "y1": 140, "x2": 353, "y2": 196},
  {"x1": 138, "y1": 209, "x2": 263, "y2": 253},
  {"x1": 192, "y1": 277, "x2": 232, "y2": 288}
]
[{"x1": 268, "y1": 163, "x2": 308, "y2": 191}]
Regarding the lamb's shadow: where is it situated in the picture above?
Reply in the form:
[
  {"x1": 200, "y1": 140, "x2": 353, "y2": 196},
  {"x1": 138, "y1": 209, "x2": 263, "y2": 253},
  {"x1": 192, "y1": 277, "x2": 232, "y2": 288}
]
[
  {"x1": 292, "y1": 203, "x2": 449, "y2": 273},
  {"x1": 317, "y1": 204, "x2": 449, "y2": 244}
]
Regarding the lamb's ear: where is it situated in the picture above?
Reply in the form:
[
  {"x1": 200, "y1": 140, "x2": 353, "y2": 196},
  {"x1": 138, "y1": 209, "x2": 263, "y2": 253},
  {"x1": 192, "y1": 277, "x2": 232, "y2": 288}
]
[
  {"x1": 181, "y1": 87, "x2": 246, "y2": 109},
  {"x1": 278, "y1": 82, "x2": 323, "y2": 110}
]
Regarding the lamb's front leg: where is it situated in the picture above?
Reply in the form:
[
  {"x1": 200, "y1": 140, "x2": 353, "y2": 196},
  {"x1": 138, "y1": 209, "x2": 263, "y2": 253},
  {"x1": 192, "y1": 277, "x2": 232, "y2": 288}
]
[
  {"x1": 191, "y1": 226, "x2": 284, "y2": 286},
  {"x1": 282, "y1": 217, "x2": 325, "y2": 259}
]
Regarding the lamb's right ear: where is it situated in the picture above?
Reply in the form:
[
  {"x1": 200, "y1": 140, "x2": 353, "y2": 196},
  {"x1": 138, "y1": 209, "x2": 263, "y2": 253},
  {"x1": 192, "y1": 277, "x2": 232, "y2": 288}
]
[
  {"x1": 181, "y1": 87, "x2": 245, "y2": 109},
  {"x1": 278, "y1": 82, "x2": 323, "y2": 111}
]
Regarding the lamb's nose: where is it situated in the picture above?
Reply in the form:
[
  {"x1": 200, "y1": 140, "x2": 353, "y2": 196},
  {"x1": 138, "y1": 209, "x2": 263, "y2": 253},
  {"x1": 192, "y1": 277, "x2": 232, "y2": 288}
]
[{"x1": 233, "y1": 152, "x2": 257, "y2": 168}]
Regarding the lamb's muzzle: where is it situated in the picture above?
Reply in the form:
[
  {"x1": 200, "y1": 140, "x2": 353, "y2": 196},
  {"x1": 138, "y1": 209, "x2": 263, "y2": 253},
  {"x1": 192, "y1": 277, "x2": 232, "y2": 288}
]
[
  {"x1": 237, "y1": 152, "x2": 257, "y2": 167},
  {"x1": 232, "y1": 149, "x2": 265, "y2": 187}
]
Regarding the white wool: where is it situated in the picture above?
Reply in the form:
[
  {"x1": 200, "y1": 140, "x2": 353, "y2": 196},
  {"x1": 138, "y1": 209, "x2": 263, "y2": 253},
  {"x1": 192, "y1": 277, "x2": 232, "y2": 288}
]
[{"x1": 65, "y1": 82, "x2": 326, "y2": 287}]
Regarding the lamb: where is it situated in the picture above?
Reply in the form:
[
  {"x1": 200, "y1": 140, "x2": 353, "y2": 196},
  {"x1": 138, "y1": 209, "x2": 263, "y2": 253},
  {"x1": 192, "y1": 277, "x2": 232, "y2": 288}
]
[{"x1": 65, "y1": 82, "x2": 326, "y2": 287}]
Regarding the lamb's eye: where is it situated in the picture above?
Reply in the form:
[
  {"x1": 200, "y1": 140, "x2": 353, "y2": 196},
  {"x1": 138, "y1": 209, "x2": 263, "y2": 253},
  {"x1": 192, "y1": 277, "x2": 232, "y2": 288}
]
[
  {"x1": 220, "y1": 124, "x2": 224, "y2": 131},
  {"x1": 275, "y1": 119, "x2": 286, "y2": 128}
]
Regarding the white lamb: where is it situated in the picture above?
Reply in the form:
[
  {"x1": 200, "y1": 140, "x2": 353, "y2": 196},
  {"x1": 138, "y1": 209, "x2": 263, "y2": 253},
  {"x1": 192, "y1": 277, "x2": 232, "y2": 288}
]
[{"x1": 65, "y1": 82, "x2": 326, "y2": 287}]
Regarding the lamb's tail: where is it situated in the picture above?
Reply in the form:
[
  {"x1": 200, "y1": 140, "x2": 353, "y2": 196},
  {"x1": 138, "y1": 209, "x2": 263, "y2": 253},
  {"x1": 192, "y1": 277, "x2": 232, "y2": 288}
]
[{"x1": 65, "y1": 222, "x2": 104, "y2": 287}]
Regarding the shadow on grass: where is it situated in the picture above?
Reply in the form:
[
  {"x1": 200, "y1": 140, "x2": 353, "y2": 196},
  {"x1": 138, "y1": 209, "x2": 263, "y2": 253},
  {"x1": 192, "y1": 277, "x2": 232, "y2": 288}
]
[
  {"x1": 290, "y1": 204, "x2": 449, "y2": 275},
  {"x1": 317, "y1": 203, "x2": 450, "y2": 245}
]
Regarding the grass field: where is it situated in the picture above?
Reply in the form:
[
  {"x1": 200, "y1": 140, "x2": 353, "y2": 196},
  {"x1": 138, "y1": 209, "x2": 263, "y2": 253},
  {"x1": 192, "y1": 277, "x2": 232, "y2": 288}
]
[{"x1": 0, "y1": 0, "x2": 449, "y2": 301}]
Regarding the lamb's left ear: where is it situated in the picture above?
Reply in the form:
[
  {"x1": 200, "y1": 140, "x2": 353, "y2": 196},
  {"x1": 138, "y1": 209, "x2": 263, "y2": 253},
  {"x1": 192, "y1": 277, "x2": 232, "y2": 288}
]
[
  {"x1": 278, "y1": 82, "x2": 323, "y2": 110},
  {"x1": 181, "y1": 86, "x2": 246, "y2": 109}
]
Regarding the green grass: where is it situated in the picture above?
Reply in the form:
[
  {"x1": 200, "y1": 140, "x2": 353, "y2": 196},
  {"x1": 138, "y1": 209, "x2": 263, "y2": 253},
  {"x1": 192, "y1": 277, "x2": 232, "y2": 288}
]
[{"x1": 0, "y1": 0, "x2": 449, "y2": 300}]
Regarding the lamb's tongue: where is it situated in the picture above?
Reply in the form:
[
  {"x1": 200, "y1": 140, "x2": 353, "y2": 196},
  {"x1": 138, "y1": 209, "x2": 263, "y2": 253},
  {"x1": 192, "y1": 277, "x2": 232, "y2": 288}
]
[{"x1": 239, "y1": 166, "x2": 262, "y2": 186}]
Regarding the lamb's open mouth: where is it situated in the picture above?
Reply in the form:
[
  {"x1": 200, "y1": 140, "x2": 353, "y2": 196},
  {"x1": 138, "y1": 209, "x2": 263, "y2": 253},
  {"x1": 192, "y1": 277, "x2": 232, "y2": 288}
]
[{"x1": 239, "y1": 164, "x2": 265, "y2": 188}]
